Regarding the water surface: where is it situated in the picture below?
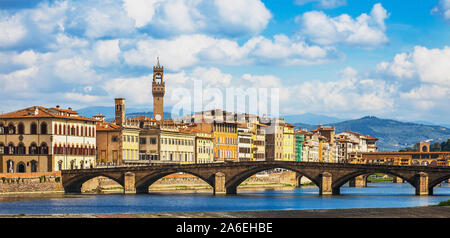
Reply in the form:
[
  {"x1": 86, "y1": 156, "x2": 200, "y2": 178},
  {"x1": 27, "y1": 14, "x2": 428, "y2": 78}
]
[{"x1": 0, "y1": 183, "x2": 449, "y2": 215}]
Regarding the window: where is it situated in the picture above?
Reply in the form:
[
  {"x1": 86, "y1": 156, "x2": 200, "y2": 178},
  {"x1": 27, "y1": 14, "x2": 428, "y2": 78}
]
[
  {"x1": 150, "y1": 138, "x2": 157, "y2": 144},
  {"x1": 17, "y1": 143, "x2": 25, "y2": 155},
  {"x1": 41, "y1": 143, "x2": 49, "y2": 155},
  {"x1": 112, "y1": 136, "x2": 119, "y2": 142},
  {"x1": 41, "y1": 122, "x2": 48, "y2": 134},
  {"x1": 29, "y1": 143, "x2": 38, "y2": 155},
  {"x1": 7, "y1": 123, "x2": 15, "y2": 134},
  {"x1": 30, "y1": 160, "x2": 38, "y2": 172},
  {"x1": 140, "y1": 138, "x2": 147, "y2": 144},
  {"x1": 18, "y1": 123, "x2": 25, "y2": 134},
  {"x1": 8, "y1": 143, "x2": 15, "y2": 155}
]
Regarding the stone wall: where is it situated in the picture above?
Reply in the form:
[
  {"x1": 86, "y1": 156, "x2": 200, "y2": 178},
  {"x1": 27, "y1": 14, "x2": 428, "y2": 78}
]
[{"x1": 0, "y1": 172, "x2": 64, "y2": 194}]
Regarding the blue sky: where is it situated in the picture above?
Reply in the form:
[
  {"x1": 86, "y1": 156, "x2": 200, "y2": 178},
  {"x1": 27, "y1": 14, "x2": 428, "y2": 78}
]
[{"x1": 0, "y1": 0, "x2": 449, "y2": 125}]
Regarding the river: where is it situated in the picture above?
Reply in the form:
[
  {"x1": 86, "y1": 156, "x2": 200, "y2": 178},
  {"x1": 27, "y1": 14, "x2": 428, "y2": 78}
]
[{"x1": 0, "y1": 183, "x2": 449, "y2": 215}]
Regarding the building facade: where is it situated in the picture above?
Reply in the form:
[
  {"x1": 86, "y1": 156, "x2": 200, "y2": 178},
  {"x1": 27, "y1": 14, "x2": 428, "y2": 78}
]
[
  {"x1": 237, "y1": 126, "x2": 252, "y2": 162},
  {"x1": 0, "y1": 106, "x2": 96, "y2": 173}
]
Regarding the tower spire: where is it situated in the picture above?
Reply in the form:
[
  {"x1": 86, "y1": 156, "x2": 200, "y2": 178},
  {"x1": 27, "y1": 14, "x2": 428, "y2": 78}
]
[{"x1": 157, "y1": 56, "x2": 160, "y2": 68}]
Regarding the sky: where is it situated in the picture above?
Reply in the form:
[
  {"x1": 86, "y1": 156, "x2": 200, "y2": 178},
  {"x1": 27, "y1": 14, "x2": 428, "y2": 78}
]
[{"x1": 0, "y1": 0, "x2": 449, "y2": 124}]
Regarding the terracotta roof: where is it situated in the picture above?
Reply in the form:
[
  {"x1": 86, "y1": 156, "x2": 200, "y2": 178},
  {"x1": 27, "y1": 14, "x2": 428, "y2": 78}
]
[
  {"x1": 284, "y1": 123, "x2": 296, "y2": 128},
  {"x1": 50, "y1": 107, "x2": 79, "y2": 114},
  {"x1": 0, "y1": 106, "x2": 97, "y2": 122},
  {"x1": 96, "y1": 122, "x2": 121, "y2": 131}
]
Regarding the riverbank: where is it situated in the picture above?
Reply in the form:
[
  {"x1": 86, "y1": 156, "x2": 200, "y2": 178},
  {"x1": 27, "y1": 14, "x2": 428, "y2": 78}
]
[{"x1": 2, "y1": 206, "x2": 449, "y2": 218}]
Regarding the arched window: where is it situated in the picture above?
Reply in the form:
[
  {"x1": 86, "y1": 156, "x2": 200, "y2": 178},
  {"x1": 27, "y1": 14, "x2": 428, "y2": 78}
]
[
  {"x1": 30, "y1": 160, "x2": 38, "y2": 172},
  {"x1": 17, "y1": 142, "x2": 26, "y2": 155},
  {"x1": 58, "y1": 160, "x2": 63, "y2": 171},
  {"x1": 0, "y1": 143, "x2": 4, "y2": 154},
  {"x1": 63, "y1": 124, "x2": 66, "y2": 135},
  {"x1": 6, "y1": 160, "x2": 14, "y2": 173},
  {"x1": 30, "y1": 123, "x2": 37, "y2": 134},
  {"x1": 29, "y1": 143, "x2": 38, "y2": 155},
  {"x1": 40, "y1": 122, "x2": 48, "y2": 135},
  {"x1": 70, "y1": 160, "x2": 75, "y2": 170},
  {"x1": 422, "y1": 146, "x2": 428, "y2": 152},
  {"x1": 7, "y1": 142, "x2": 15, "y2": 155},
  {"x1": 18, "y1": 122, "x2": 24, "y2": 134},
  {"x1": 0, "y1": 123, "x2": 4, "y2": 134},
  {"x1": 7, "y1": 123, "x2": 15, "y2": 134},
  {"x1": 59, "y1": 124, "x2": 62, "y2": 135},
  {"x1": 17, "y1": 162, "x2": 26, "y2": 173},
  {"x1": 54, "y1": 124, "x2": 58, "y2": 135},
  {"x1": 40, "y1": 143, "x2": 48, "y2": 155}
]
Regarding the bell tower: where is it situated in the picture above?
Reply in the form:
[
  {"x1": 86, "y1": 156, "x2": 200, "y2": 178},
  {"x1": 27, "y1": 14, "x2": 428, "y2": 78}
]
[
  {"x1": 115, "y1": 98, "x2": 125, "y2": 126},
  {"x1": 152, "y1": 57, "x2": 165, "y2": 121}
]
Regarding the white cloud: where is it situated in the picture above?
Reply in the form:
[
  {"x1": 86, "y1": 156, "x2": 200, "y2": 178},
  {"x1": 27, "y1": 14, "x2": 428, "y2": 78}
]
[
  {"x1": 376, "y1": 46, "x2": 450, "y2": 86},
  {"x1": 63, "y1": 92, "x2": 102, "y2": 103},
  {"x1": 297, "y1": 3, "x2": 389, "y2": 47},
  {"x1": 0, "y1": 66, "x2": 39, "y2": 92},
  {"x1": 123, "y1": 34, "x2": 339, "y2": 70},
  {"x1": 294, "y1": 0, "x2": 346, "y2": 9},
  {"x1": 0, "y1": 16, "x2": 27, "y2": 47},
  {"x1": 120, "y1": 0, "x2": 272, "y2": 37},
  {"x1": 92, "y1": 40, "x2": 121, "y2": 67},
  {"x1": 11, "y1": 50, "x2": 39, "y2": 66},
  {"x1": 102, "y1": 74, "x2": 154, "y2": 105},
  {"x1": 123, "y1": 0, "x2": 163, "y2": 27},
  {"x1": 54, "y1": 57, "x2": 100, "y2": 84},
  {"x1": 431, "y1": 0, "x2": 450, "y2": 21}
]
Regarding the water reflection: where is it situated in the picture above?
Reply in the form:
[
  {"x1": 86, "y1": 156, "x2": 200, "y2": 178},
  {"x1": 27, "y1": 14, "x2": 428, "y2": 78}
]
[{"x1": 0, "y1": 183, "x2": 448, "y2": 215}]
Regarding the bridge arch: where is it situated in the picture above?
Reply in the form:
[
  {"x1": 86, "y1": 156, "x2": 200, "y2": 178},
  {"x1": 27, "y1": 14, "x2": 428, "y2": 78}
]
[
  {"x1": 63, "y1": 173, "x2": 124, "y2": 193},
  {"x1": 225, "y1": 165, "x2": 320, "y2": 194},
  {"x1": 429, "y1": 174, "x2": 450, "y2": 191},
  {"x1": 135, "y1": 170, "x2": 214, "y2": 194},
  {"x1": 333, "y1": 169, "x2": 415, "y2": 194}
]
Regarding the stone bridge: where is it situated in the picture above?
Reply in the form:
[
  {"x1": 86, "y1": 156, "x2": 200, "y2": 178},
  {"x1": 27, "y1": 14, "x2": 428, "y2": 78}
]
[{"x1": 61, "y1": 161, "x2": 450, "y2": 196}]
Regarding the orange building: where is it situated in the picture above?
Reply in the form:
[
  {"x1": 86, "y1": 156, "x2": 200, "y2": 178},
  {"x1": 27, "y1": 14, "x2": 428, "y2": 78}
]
[{"x1": 194, "y1": 121, "x2": 238, "y2": 162}]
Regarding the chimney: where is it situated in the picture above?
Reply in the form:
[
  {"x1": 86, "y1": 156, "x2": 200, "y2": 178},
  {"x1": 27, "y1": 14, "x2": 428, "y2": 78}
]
[{"x1": 56, "y1": 105, "x2": 60, "y2": 109}]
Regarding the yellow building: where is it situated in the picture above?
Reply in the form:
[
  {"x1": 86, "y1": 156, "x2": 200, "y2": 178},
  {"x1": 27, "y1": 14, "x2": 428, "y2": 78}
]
[
  {"x1": 192, "y1": 129, "x2": 214, "y2": 164},
  {"x1": 283, "y1": 123, "x2": 295, "y2": 161}
]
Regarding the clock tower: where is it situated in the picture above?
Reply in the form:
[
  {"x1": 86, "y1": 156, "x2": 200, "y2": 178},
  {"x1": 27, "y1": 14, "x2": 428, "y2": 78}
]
[{"x1": 152, "y1": 57, "x2": 165, "y2": 121}]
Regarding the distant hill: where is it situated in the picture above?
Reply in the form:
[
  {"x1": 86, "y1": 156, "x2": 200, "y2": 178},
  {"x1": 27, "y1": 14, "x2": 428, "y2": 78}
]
[
  {"x1": 294, "y1": 116, "x2": 450, "y2": 152},
  {"x1": 282, "y1": 113, "x2": 347, "y2": 125}
]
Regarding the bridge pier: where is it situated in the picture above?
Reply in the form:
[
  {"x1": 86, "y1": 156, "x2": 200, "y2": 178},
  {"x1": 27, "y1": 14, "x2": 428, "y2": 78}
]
[
  {"x1": 123, "y1": 172, "x2": 136, "y2": 194},
  {"x1": 415, "y1": 172, "x2": 430, "y2": 196},
  {"x1": 214, "y1": 172, "x2": 226, "y2": 195},
  {"x1": 319, "y1": 172, "x2": 333, "y2": 195},
  {"x1": 349, "y1": 175, "x2": 366, "y2": 187}
]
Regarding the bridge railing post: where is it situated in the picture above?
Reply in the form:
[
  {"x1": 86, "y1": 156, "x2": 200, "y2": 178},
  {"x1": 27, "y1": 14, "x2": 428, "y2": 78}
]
[{"x1": 124, "y1": 172, "x2": 136, "y2": 194}]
